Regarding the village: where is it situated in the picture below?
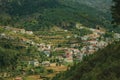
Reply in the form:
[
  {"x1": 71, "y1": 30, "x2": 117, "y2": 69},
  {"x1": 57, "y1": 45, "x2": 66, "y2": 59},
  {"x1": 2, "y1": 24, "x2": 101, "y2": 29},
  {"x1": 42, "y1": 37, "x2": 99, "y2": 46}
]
[{"x1": 0, "y1": 25, "x2": 120, "y2": 80}]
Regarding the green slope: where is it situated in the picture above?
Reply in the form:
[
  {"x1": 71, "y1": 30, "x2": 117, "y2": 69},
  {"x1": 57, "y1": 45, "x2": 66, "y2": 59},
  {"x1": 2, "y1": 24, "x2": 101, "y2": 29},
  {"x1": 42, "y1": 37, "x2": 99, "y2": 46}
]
[
  {"x1": 52, "y1": 41, "x2": 120, "y2": 80},
  {"x1": 0, "y1": 0, "x2": 112, "y2": 31}
]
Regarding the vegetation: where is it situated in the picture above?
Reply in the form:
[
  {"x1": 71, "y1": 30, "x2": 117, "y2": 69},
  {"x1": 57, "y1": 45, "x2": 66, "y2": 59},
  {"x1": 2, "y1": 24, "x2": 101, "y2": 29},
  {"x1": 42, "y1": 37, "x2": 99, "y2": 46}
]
[
  {"x1": 0, "y1": 0, "x2": 120, "y2": 80},
  {"x1": 52, "y1": 41, "x2": 120, "y2": 80},
  {"x1": 0, "y1": 38, "x2": 26, "y2": 72},
  {"x1": 49, "y1": 1, "x2": 120, "y2": 79},
  {"x1": 0, "y1": 0, "x2": 113, "y2": 31},
  {"x1": 112, "y1": 0, "x2": 120, "y2": 25}
]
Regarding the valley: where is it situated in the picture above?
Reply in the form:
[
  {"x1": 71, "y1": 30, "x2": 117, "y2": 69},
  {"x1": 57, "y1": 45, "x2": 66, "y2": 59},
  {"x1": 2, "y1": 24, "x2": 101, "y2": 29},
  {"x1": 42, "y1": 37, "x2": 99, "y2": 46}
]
[
  {"x1": 0, "y1": 23, "x2": 120, "y2": 80},
  {"x1": 0, "y1": 0, "x2": 120, "y2": 80}
]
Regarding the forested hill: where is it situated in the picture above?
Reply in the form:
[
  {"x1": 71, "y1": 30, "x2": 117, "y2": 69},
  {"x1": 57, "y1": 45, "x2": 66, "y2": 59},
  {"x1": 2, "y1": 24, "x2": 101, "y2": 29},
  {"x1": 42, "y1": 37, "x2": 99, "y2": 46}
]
[
  {"x1": 66, "y1": 0, "x2": 112, "y2": 12},
  {"x1": 0, "y1": 0, "x2": 113, "y2": 31},
  {"x1": 52, "y1": 41, "x2": 120, "y2": 80}
]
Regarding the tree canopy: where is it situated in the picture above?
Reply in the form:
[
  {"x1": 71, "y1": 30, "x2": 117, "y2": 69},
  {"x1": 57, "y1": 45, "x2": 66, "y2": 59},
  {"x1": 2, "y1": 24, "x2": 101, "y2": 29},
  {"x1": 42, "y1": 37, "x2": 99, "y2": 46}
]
[{"x1": 112, "y1": 0, "x2": 120, "y2": 25}]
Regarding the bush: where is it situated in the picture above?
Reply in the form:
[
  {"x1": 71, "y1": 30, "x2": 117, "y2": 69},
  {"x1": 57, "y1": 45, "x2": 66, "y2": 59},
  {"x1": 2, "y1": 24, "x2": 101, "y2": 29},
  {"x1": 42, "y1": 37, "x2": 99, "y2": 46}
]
[{"x1": 47, "y1": 69, "x2": 54, "y2": 74}]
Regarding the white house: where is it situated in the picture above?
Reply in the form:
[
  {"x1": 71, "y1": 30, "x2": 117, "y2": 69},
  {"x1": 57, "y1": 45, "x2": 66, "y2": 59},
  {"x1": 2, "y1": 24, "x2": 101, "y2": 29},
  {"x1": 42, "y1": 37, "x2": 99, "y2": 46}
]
[
  {"x1": 97, "y1": 41, "x2": 108, "y2": 48},
  {"x1": 0, "y1": 33, "x2": 6, "y2": 37},
  {"x1": 81, "y1": 36, "x2": 89, "y2": 41},
  {"x1": 28, "y1": 59, "x2": 39, "y2": 67},
  {"x1": 76, "y1": 53, "x2": 85, "y2": 61},
  {"x1": 26, "y1": 31, "x2": 33, "y2": 35},
  {"x1": 114, "y1": 33, "x2": 120, "y2": 39}
]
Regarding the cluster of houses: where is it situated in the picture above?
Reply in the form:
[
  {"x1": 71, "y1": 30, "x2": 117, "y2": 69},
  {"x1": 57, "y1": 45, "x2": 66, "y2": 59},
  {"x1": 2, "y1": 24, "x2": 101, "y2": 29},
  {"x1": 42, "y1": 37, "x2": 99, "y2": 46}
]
[
  {"x1": 53, "y1": 27, "x2": 115, "y2": 63},
  {"x1": 1, "y1": 25, "x2": 120, "y2": 79},
  {"x1": 1, "y1": 25, "x2": 120, "y2": 65},
  {"x1": 53, "y1": 47, "x2": 84, "y2": 63},
  {"x1": 37, "y1": 43, "x2": 51, "y2": 51},
  {"x1": 80, "y1": 27, "x2": 108, "y2": 54},
  {"x1": 114, "y1": 33, "x2": 120, "y2": 40},
  {"x1": 1, "y1": 26, "x2": 33, "y2": 35},
  {"x1": 0, "y1": 33, "x2": 15, "y2": 40}
]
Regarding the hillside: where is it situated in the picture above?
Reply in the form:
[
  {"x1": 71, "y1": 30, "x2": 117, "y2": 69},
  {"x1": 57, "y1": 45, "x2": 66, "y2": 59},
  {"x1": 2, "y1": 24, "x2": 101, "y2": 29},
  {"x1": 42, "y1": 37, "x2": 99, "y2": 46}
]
[
  {"x1": 1, "y1": 0, "x2": 120, "y2": 80},
  {"x1": 0, "y1": 0, "x2": 113, "y2": 31},
  {"x1": 67, "y1": 0, "x2": 112, "y2": 12},
  {"x1": 1, "y1": 24, "x2": 120, "y2": 79},
  {"x1": 52, "y1": 41, "x2": 120, "y2": 80},
  {"x1": 0, "y1": 26, "x2": 38, "y2": 70}
]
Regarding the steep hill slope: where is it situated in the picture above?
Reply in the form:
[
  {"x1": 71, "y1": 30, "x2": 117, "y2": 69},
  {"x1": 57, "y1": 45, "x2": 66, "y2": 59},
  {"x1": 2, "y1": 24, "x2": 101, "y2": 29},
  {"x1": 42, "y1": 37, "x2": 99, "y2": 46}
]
[
  {"x1": 0, "y1": 26, "x2": 40, "y2": 71},
  {"x1": 52, "y1": 41, "x2": 120, "y2": 80},
  {"x1": 67, "y1": 0, "x2": 112, "y2": 12},
  {"x1": 0, "y1": 0, "x2": 112, "y2": 31}
]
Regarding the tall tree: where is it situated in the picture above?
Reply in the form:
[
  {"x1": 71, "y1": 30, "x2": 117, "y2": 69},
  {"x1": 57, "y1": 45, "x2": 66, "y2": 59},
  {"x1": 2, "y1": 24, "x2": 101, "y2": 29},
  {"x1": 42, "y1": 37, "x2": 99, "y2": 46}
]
[{"x1": 112, "y1": 0, "x2": 120, "y2": 25}]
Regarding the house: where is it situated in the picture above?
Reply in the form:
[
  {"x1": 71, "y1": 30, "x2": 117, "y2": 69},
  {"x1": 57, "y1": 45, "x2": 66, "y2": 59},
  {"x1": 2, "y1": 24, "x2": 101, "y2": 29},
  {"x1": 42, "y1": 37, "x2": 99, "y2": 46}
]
[
  {"x1": 20, "y1": 38, "x2": 28, "y2": 42},
  {"x1": 89, "y1": 28, "x2": 96, "y2": 32},
  {"x1": 64, "y1": 58, "x2": 73, "y2": 63},
  {"x1": 46, "y1": 44, "x2": 51, "y2": 49},
  {"x1": 74, "y1": 34, "x2": 78, "y2": 38},
  {"x1": 39, "y1": 43, "x2": 46, "y2": 48},
  {"x1": 88, "y1": 49, "x2": 96, "y2": 54},
  {"x1": 97, "y1": 30, "x2": 105, "y2": 35},
  {"x1": 70, "y1": 44, "x2": 79, "y2": 48},
  {"x1": 10, "y1": 28, "x2": 26, "y2": 34},
  {"x1": 44, "y1": 50, "x2": 51, "y2": 57},
  {"x1": 88, "y1": 33, "x2": 100, "y2": 39},
  {"x1": 26, "y1": 31, "x2": 33, "y2": 35},
  {"x1": 86, "y1": 45, "x2": 94, "y2": 51},
  {"x1": 88, "y1": 40, "x2": 98, "y2": 45},
  {"x1": 15, "y1": 77, "x2": 23, "y2": 80},
  {"x1": 25, "y1": 40, "x2": 35, "y2": 45},
  {"x1": 41, "y1": 61, "x2": 50, "y2": 67},
  {"x1": 30, "y1": 41, "x2": 35, "y2": 45},
  {"x1": 76, "y1": 23, "x2": 84, "y2": 29},
  {"x1": 71, "y1": 48, "x2": 80, "y2": 54},
  {"x1": 28, "y1": 59, "x2": 39, "y2": 67},
  {"x1": 57, "y1": 56, "x2": 64, "y2": 61},
  {"x1": 64, "y1": 49, "x2": 74, "y2": 62},
  {"x1": 37, "y1": 43, "x2": 51, "y2": 51},
  {"x1": 81, "y1": 46, "x2": 87, "y2": 54},
  {"x1": 0, "y1": 33, "x2": 10, "y2": 39},
  {"x1": 0, "y1": 33, "x2": 6, "y2": 38},
  {"x1": 64, "y1": 30, "x2": 68, "y2": 32},
  {"x1": 76, "y1": 53, "x2": 85, "y2": 61},
  {"x1": 114, "y1": 33, "x2": 120, "y2": 39},
  {"x1": 97, "y1": 41, "x2": 108, "y2": 48},
  {"x1": 4, "y1": 26, "x2": 11, "y2": 30},
  {"x1": 54, "y1": 48, "x2": 68, "y2": 52},
  {"x1": 81, "y1": 36, "x2": 89, "y2": 41},
  {"x1": 66, "y1": 36, "x2": 71, "y2": 39},
  {"x1": 19, "y1": 29, "x2": 26, "y2": 34}
]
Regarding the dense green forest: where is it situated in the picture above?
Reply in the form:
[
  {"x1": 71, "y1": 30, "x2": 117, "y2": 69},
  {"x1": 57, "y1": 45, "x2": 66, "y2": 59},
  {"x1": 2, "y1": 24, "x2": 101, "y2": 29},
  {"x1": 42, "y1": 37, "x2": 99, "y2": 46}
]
[
  {"x1": 0, "y1": 38, "x2": 26, "y2": 71},
  {"x1": 52, "y1": 41, "x2": 120, "y2": 80},
  {"x1": 0, "y1": 0, "x2": 114, "y2": 31},
  {"x1": 112, "y1": 0, "x2": 120, "y2": 25},
  {"x1": 0, "y1": 37, "x2": 39, "y2": 71}
]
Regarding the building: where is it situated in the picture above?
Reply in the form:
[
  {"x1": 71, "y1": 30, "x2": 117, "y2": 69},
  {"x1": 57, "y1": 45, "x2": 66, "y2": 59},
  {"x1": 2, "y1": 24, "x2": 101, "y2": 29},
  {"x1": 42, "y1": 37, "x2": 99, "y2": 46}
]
[
  {"x1": 26, "y1": 31, "x2": 33, "y2": 35},
  {"x1": 114, "y1": 33, "x2": 120, "y2": 39},
  {"x1": 28, "y1": 59, "x2": 39, "y2": 67},
  {"x1": 15, "y1": 77, "x2": 23, "y2": 80}
]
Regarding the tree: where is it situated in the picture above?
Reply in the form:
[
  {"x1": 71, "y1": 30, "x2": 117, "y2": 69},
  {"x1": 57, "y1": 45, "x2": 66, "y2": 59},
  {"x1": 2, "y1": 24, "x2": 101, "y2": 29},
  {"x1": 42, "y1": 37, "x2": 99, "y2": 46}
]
[
  {"x1": 111, "y1": 0, "x2": 120, "y2": 25},
  {"x1": 0, "y1": 47, "x2": 19, "y2": 71}
]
